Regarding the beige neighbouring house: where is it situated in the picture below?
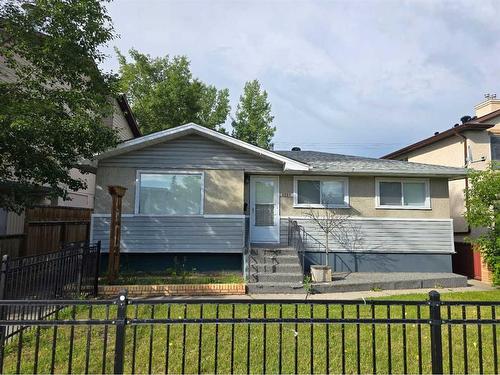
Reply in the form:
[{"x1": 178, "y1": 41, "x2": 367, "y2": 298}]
[
  {"x1": 0, "y1": 52, "x2": 141, "y2": 235},
  {"x1": 382, "y1": 97, "x2": 500, "y2": 283}
]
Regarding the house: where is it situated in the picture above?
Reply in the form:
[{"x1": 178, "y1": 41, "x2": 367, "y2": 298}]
[
  {"x1": 382, "y1": 96, "x2": 500, "y2": 283},
  {"x1": 0, "y1": 94, "x2": 141, "y2": 240},
  {"x1": 90, "y1": 123, "x2": 466, "y2": 275},
  {"x1": 0, "y1": 45, "x2": 142, "y2": 240}
]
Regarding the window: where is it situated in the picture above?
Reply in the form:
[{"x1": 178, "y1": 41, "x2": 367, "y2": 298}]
[
  {"x1": 294, "y1": 177, "x2": 349, "y2": 208},
  {"x1": 376, "y1": 178, "x2": 430, "y2": 209},
  {"x1": 492, "y1": 135, "x2": 500, "y2": 162},
  {"x1": 137, "y1": 172, "x2": 203, "y2": 215}
]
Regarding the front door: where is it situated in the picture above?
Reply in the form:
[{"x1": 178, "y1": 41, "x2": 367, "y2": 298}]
[{"x1": 250, "y1": 176, "x2": 280, "y2": 243}]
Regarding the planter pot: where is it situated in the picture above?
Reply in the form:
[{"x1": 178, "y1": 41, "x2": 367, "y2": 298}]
[{"x1": 310, "y1": 265, "x2": 332, "y2": 283}]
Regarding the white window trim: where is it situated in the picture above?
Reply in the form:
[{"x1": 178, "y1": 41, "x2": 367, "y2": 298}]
[
  {"x1": 293, "y1": 176, "x2": 350, "y2": 208},
  {"x1": 375, "y1": 178, "x2": 431, "y2": 210},
  {"x1": 135, "y1": 170, "x2": 205, "y2": 216}
]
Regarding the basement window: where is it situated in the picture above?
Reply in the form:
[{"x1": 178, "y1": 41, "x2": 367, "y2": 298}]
[
  {"x1": 293, "y1": 177, "x2": 349, "y2": 208},
  {"x1": 376, "y1": 178, "x2": 430, "y2": 209}
]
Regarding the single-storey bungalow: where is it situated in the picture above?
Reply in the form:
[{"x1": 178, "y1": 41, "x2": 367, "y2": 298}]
[{"x1": 90, "y1": 123, "x2": 466, "y2": 274}]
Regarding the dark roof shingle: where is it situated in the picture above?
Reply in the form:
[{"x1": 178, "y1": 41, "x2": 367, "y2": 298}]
[{"x1": 275, "y1": 150, "x2": 466, "y2": 177}]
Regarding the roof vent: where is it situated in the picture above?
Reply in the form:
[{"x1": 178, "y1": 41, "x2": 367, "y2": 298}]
[
  {"x1": 460, "y1": 115, "x2": 472, "y2": 124},
  {"x1": 291, "y1": 147, "x2": 301, "y2": 151},
  {"x1": 434, "y1": 132, "x2": 439, "y2": 136}
]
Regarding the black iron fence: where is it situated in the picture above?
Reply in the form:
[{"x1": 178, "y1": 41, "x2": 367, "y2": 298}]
[
  {"x1": 0, "y1": 241, "x2": 101, "y2": 301},
  {"x1": 0, "y1": 291, "x2": 498, "y2": 374}
]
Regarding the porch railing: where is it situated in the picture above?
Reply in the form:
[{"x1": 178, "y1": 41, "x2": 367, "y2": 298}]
[{"x1": 288, "y1": 218, "x2": 328, "y2": 274}]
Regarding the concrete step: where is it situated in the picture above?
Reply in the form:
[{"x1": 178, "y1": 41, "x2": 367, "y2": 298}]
[
  {"x1": 249, "y1": 254, "x2": 300, "y2": 264},
  {"x1": 247, "y1": 282, "x2": 305, "y2": 294},
  {"x1": 250, "y1": 272, "x2": 303, "y2": 283},
  {"x1": 251, "y1": 248, "x2": 296, "y2": 256},
  {"x1": 251, "y1": 263, "x2": 303, "y2": 274}
]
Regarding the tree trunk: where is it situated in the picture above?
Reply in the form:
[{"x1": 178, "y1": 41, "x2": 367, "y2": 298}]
[{"x1": 325, "y1": 233, "x2": 329, "y2": 267}]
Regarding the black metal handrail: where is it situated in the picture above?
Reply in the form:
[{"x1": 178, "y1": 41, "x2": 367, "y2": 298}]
[{"x1": 288, "y1": 218, "x2": 329, "y2": 274}]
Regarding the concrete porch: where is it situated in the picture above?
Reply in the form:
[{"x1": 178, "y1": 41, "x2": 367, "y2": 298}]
[{"x1": 311, "y1": 272, "x2": 468, "y2": 293}]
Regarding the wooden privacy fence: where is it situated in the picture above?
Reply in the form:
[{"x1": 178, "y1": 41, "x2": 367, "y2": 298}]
[
  {"x1": 0, "y1": 206, "x2": 92, "y2": 257},
  {"x1": 0, "y1": 234, "x2": 25, "y2": 258}
]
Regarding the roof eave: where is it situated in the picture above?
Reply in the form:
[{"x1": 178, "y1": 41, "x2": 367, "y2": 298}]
[
  {"x1": 381, "y1": 123, "x2": 495, "y2": 159},
  {"x1": 283, "y1": 169, "x2": 467, "y2": 179},
  {"x1": 116, "y1": 95, "x2": 142, "y2": 138}
]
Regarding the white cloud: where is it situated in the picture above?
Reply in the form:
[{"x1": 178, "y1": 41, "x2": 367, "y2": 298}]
[{"x1": 101, "y1": 0, "x2": 500, "y2": 156}]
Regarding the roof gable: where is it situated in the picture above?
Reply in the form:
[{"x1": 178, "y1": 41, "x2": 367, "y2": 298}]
[{"x1": 97, "y1": 123, "x2": 309, "y2": 171}]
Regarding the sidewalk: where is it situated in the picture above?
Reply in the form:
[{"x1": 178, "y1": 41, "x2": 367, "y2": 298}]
[{"x1": 149, "y1": 279, "x2": 496, "y2": 301}]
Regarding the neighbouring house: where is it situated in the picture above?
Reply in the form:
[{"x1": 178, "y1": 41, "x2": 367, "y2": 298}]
[
  {"x1": 0, "y1": 59, "x2": 141, "y2": 248},
  {"x1": 90, "y1": 123, "x2": 466, "y2": 275},
  {"x1": 0, "y1": 94, "x2": 141, "y2": 242},
  {"x1": 382, "y1": 96, "x2": 500, "y2": 283}
]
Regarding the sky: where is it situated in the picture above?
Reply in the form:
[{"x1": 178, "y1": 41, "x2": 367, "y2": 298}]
[{"x1": 100, "y1": 0, "x2": 500, "y2": 158}]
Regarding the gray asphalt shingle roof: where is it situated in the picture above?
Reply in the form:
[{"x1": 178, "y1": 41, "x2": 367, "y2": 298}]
[{"x1": 275, "y1": 150, "x2": 466, "y2": 177}]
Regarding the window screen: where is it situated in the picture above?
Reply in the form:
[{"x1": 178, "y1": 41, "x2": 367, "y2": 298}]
[
  {"x1": 296, "y1": 178, "x2": 347, "y2": 206},
  {"x1": 378, "y1": 180, "x2": 428, "y2": 207},
  {"x1": 297, "y1": 180, "x2": 320, "y2": 204},
  {"x1": 492, "y1": 135, "x2": 500, "y2": 161}
]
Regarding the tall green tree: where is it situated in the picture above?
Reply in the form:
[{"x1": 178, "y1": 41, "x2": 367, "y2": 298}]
[
  {"x1": 116, "y1": 49, "x2": 230, "y2": 134},
  {"x1": 231, "y1": 80, "x2": 275, "y2": 149},
  {"x1": 464, "y1": 163, "x2": 500, "y2": 285},
  {"x1": 0, "y1": 0, "x2": 118, "y2": 213}
]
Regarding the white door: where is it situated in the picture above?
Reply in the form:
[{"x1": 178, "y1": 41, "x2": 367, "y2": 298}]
[{"x1": 250, "y1": 176, "x2": 280, "y2": 243}]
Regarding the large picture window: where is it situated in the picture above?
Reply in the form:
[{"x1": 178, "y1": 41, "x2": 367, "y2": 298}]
[
  {"x1": 376, "y1": 178, "x2": 430, "y2": 209},
  {"x1": 137, "y1": 172, "x2": 203, "y2": 215},
  {"x1": 293, "y1": 177, "x2": 349, "y2": 208}
]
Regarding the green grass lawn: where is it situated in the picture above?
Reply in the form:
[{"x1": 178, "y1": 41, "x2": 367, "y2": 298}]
[{"x1": 3, "y1": 290, "x2": 499, "y2": 374}]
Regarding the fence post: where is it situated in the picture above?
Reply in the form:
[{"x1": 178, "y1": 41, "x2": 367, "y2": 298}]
[
  {"x1": 94, "y1": 241, "x2": 101, "y2": 297},
  {"x1": 76, "y1": 245, "x2": 86, "y2": 295},
  {"x1": 0, "y1": 255, "x2": 9, "y2": 372},
  {"x1": 429, "y1": 290, "x2": 443, "y2": 374},
  {"x1": 113, "y1": 289, "x2": 128, "y2": 374}
]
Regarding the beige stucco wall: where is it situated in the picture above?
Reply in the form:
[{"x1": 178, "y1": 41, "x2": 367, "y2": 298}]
[
  {"x1": 397, "y1": 121, "x2": 500, "y2": 237},
  {"x1": 94, "y1": 167, "x2": 244, "y2": 215},
  {"x1": 403, "y1": 136, "x2": 465, "y2": 167},
  {"x1": 279, "y1": 175, "x2": 450, "y2": 219}
]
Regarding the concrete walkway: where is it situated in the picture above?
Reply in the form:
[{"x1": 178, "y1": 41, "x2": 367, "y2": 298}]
[{"x1": 147, "y1": 279, "x2": 496, "y2": 301}]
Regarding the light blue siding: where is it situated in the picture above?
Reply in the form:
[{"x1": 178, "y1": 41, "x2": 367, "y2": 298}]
[
  {"x1": 281, "y1": 218, "x2": 454, "y2": 254},
  {"x1": 98, "y1": 134, "x2": 283, "y2": 172},
  {"x1": 92, "y1": 215, "x2": 245, "y2": 253}
]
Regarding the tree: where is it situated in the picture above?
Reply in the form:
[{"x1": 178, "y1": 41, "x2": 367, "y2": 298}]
[
  {"x1": 464, "y1": 162, "x2": 500, "y2": 285},
  {"x1": 0, "y1": 0, "x2": 118, "y2": 213},
  {"x1": 116, "y1": 49, "x2": 230, "y2": 134},
  {"x1": 231, "y1": 80, "x2": 275, "y2": 149},
  {"x1": 305, "y1": 207, "x2": 363, "y2": 269}
]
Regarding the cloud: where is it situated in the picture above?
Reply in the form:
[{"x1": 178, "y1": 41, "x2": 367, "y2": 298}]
[{"x1": 101, "y1": 0, "x2": 500, "y2": 157}]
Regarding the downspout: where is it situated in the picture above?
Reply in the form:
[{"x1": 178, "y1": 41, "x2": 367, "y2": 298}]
[{"x1": 453, "y1": 129, "x2": 471, "y2": 235}]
